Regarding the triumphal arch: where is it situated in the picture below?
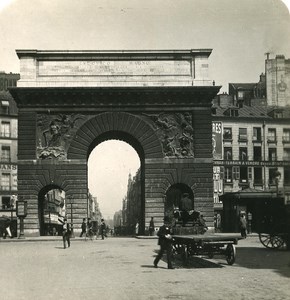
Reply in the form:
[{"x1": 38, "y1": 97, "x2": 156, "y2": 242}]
[{"x1": 10, "y1": 49, "x2": 220, "y2": 236}]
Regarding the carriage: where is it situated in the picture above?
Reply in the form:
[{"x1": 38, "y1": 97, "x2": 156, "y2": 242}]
[
  {"x1": 257, "y1": 198, "x2": 290, "y2": 250},
  {"x1": 170, "y1": 209, "x2": 242, "y2": 265}
]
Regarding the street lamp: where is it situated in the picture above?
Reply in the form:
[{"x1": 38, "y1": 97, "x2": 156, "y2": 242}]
[
  {"x1": 274, "y1": 168, "x2": 281, "y2": 197},
  {"x1": 68, "y1": 196, "x2": 74, "y2": 238},
  {"x1": 16, "y1": 198, "x2": 27, "y2": 239}
]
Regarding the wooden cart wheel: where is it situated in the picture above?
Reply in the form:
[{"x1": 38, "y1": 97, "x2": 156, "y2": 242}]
[
  {"x1": 259, "y1": 233, "x2": 284, "y2": 249},
  {"x1": 226, "y1": 244, "x2": 236, "y2": 265}
]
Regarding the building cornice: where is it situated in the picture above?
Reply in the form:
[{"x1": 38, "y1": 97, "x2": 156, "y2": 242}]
[{"x1": 10, "y1": 86, "x2": 221, "y2": 109}]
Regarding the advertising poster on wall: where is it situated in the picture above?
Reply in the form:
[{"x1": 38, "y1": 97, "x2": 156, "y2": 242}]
[{"x1": 212, "y1": 121, "x2": 222, "y2": 160}]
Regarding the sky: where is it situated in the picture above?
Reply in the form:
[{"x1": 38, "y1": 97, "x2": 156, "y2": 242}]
[
  {"x1": 88, "y1": 141, "x2": 140, "y2": 219},
  {"x1": 0, "y1": 0, "x2": 290, "y2": 218}
]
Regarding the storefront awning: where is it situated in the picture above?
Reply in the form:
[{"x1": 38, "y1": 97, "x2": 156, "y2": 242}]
[{"x1": 220, "y1": 188, "x2": 280, "y2": 201}]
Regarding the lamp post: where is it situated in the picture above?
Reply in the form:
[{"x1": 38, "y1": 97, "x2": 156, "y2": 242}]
[
  {"x1": 16, "y1": 198, "x2": 27, "y2": 239},
  {"x1": 274, "y1": 168, "x2": 281, "y2": 198},
  {"x1": 68, "y1": 196, "x2": 74, "y2": 238}
]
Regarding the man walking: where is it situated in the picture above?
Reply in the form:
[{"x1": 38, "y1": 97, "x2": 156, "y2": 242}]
[
  {"x1": 100, "y1": 219, "x2": 107, "y2": 240},
  {"x1": 60, "y1": 217, "x2": 71, "y2": 249},
  {"x1": 80, "y1": 218, "x2": 86, "y2": 237},
  {"x1": 154, "y1": 216, "x2": 174, "y2": 269},
  {"x1": 240, "y1": 214, "x2": 247, "y2": 239},
  {"x1": 149, "y1": 217, "x2": 155, "y2": 236}
]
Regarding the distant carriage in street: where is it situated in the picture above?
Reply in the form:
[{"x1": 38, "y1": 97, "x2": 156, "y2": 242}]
[{"x1": 257, "y1": 198, "x2": 290, "y2": 250}]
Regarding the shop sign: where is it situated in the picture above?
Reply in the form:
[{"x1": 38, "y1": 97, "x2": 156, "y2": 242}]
[
  {"x1": 0, "y1": 164, "x2": 17, "y2": 170},
  {"x1": 214, "y1": 160, "x2": 290, "y2": 167}
]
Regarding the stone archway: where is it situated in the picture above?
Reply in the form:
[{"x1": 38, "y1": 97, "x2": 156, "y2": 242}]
[
  {"x1": 10, "y1": 49, "x2": 220, "y2": 236},
  {"x1": 66, "y1": 112, "x2": 163, "y2": 234}
]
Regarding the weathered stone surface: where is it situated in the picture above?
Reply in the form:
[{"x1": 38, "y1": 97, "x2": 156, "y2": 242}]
[{"x1": 11, "y1": 49, "x2": 220, "y2": 235}]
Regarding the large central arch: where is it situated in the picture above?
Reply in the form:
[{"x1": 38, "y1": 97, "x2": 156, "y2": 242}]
[
  {"x1": 10, "y1": 49, "x2": 220, "y2": 236},
  {"x1": 69, "y1": 112, "x2": 163, "y2": 233}
]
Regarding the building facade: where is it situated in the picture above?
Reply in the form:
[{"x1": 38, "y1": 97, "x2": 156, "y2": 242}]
[
  {"x1": 0, "y1": 71, "x2": 19, "y2": 237},
  {"x1": 212, "y1": 55, "x2": 290, "y2": 232}
]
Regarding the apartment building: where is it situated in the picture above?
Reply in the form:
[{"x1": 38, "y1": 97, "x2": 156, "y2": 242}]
[
  {"x1": 0, "y1": 71, "x2": 20, "y2": 236},
  {"x1": 212, "y1": 56, "x2": 290, "y2": 232}
]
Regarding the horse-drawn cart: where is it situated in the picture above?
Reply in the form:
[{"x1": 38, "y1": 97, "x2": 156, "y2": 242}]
[
  {"x1": 172, "y1": 233, "x2": 242, "y2": 265},
  {"x1": 257, "y1": 198, "x2": 290, "y2": 250}
]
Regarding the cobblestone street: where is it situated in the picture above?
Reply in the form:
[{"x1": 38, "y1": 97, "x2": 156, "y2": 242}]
[{"x1": 0, "y1": 236, "x2": 290, "y2": 300}]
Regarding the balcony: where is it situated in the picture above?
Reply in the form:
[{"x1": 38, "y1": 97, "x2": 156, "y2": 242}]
[
  {"x1": 0, "y1": 132, "x2": 11, "y2": 138},
  {"x1": 238, "y1": 135, "x2": 248, "y2": 142},
  {"x1": 0, "y1": 157, "x2": 11, "y2": 163},
  {"x1": 282, "y1": 137, "x2": 290, "y2": 144},
  {"x1": 252, "y1": 136, "x2": 262, "y2": 142},
  {"x1": 267, "y1": 138, "x2": 277, "y2": 144}
]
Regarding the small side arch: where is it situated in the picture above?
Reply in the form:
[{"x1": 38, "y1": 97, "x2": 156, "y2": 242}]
[
  {"x1": 164, "y1": 183, "x2": 194, "y2": 218},
  {"x1": 38, "y1": 184, "x2": 65, "y2": 236}
]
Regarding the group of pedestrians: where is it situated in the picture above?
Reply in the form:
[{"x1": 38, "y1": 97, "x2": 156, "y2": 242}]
[
  {"x1": 58, "y1": 217, "x2": 108, "y2": 249},
  {"x1": 79, "y1": 218, "x2": 107, "y2": 240}
]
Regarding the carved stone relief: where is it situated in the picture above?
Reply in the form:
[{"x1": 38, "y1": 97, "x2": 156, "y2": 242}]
[
  {"x1": 36, "y1": 114, "x2": 85, "y2": 159},
  {"x1": 143, "y1": 112, "x2": 194, "y2": 157}
]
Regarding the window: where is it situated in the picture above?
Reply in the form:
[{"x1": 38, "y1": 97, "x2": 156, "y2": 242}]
[
  {"x1": 224, "y1": 147, "x2": 232, "y2": 160},
  {"x1": 233, "y1": 166, "x2": 240, "y2": 180},
  {"x1": 283, "y1": 129, "x2": 290, "y2": 142},
  {"x1": 284, "y1": 167, "x2": 290, "y2": 186},
  {"x1": 239, "y1": 147, "x2": 248, "y2": 160},
  {"x1": 1, "y1": 146, "x2": 11, "y2": 162},
  {"x1": 230, "y1": 109, "x2": 239, "y2": 117},
  {"x1": 267, "y1": 128, "x2": 276, "y2": 142},
  {"x1": 238, "y1": 91, "x2": 245, "y2": 100},
  {"x1": 223, "y1": 127, "x2": 232, "y2": 140},
  {"x1": 268, "y1": 148, "x2": 277, "y2": 161},
  {"x1": 253, "y1": 146, "x2": 262, "y2": 161},
  {"x1": 1, "y1": 173, "x2": 10, "y2": 191},
  {"x1": 239, "y1": 128, "x2": 247, "y2": 141},
  {"x1": 274, "y1": 111, "x2": 283, "y2": 118},
  {"x1": 254, "y1": 167, "x2": 263, "y2": 185},
  {"x1": 284, "y1": 148, "x2": 290, "y2": 161},
  {"x1": 269, "y1": 168, "x2": 280, "y2": 186},
  {"x1": 240, "y1": 167, "x2": 248, "y2": 183},
  {"x1": 1, "y1": 121, "x2": 10, "y2": 137},
  {"x1": 253, "y1": 127, "x2": 262, "y2": 141},
  {"x1": 224, "y1": 167, "x2": 232, "y2": 183},
  {"x1": 2, "y1": 197, "x2": 11, "y2": 209}
]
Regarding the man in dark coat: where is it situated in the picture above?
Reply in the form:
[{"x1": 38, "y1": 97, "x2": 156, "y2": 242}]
[
  {"x1": 153, "y1": 216, "x2": 174, "y2": 269},
  {"x1": 80, "y1": 218, "x2": 86, "y2": 237},
  {"x1": 100, "y1": 219, "x2": 107, "y2": 240},
  {"x1": 59, "y1": 217, "x2": 71, "y2": 249},
  {"x1": 149, "y1": 217, "x2": 155, "y2": 236},
  {"x1": 180, "y1": 193, "x2": 193, "y2": 226}
]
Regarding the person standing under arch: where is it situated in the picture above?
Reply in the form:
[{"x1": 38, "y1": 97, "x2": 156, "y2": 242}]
[
  {"x1": 149, "y1": 217, "x2": 155, "y2": 236},
  {"x1": 180, "y1": 193, "x2": 193, "y2": 226}
]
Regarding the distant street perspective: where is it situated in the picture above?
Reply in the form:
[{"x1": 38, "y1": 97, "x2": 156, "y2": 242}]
[{"x1": 0, "y1": 236, "x2": 290, "y2": 300}]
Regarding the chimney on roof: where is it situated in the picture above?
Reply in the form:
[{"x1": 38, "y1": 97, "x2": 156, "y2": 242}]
[{"x1": 260, "y1": 73, "x2": 266, "y2": 83}]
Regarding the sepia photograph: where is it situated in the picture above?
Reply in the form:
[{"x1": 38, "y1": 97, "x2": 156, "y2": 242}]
[{"x1": 0, "y1": 0, "x2": 290, "y2": 299}]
